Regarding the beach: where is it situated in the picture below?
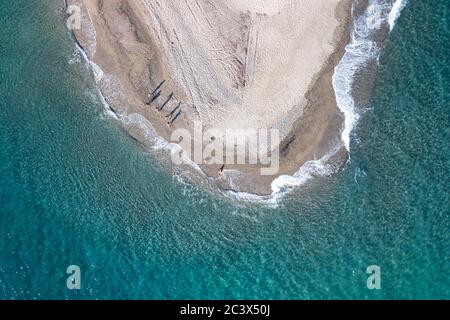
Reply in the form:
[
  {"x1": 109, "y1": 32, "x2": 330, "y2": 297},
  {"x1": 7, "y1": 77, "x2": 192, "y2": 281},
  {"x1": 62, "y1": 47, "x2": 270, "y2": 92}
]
[{"x1": 67, "y1": 0, "x2": 353, "y2": 195}]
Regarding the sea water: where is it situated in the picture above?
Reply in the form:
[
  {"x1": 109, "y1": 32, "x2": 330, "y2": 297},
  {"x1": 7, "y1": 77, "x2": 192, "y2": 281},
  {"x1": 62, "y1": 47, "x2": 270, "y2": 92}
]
[{"x1": 0, "y1": 0, "x2": 448, "y2": 299}]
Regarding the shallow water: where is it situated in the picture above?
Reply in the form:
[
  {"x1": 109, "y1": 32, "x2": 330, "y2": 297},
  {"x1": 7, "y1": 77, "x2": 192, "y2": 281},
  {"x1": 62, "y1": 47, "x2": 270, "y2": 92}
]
[{"x1": 0, "y1": 0, "x2": 448, "y2": 299}]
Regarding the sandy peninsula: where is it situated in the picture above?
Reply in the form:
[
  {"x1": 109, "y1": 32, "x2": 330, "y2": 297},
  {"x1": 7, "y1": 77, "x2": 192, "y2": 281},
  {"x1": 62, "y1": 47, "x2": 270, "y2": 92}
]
[{"x1": 66, "y1": 0, "x2": 352, "y2": 195}]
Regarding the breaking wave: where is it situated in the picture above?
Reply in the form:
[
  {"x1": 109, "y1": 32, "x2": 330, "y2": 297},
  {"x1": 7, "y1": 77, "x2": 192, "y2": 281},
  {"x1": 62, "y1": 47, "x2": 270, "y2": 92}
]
[{"x1": 389, "y1": 0, "x2": 408, "y2": 31}]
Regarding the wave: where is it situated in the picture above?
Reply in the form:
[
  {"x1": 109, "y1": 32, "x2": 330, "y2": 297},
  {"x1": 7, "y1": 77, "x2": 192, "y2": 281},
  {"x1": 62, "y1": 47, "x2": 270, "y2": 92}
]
[
  {"x1": 123, "y1": 113, "x2": 206, "y2": 175},
  {"x1": 73, "y1": 42, "x2": 119, "y2": 120},
  {"x1": 333, "y1": 0, "x2": 392, "y2": 152},
  {"x1": 332, "y1": 0, "x2": 407, "y2": 152},
  {"x1": 388, "y1": 0, "x2": 408, "y2": 31}
]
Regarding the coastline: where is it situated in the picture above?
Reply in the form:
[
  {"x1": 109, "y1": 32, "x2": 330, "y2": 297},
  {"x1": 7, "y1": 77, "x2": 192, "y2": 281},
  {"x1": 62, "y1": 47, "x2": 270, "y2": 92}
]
[{"x1": 64, "y1": 0, "x2": 396, "y2": 198}]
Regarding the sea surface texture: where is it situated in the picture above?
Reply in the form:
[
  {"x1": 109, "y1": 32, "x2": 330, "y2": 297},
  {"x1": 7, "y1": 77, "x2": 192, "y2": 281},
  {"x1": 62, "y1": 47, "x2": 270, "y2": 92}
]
[{"x1": 0, "y1": 0, "x2": 448, "y2": 299}]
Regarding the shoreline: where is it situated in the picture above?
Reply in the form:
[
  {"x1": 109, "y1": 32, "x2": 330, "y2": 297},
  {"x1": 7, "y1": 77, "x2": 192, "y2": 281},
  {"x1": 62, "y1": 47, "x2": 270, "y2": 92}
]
[{"x1": 65, "y1": 0, "x2": 400, "y2": 198}]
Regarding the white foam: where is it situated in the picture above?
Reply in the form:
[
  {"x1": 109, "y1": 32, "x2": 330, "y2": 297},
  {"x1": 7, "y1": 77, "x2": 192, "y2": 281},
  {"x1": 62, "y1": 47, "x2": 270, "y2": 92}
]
[
  {"x1": 272, "y1": 163, "x2": 324, "y2": 195},
  {"x1": 332, "y1": 0, "x2": 391, "y2": 151},
  {"x1": 332, "y1": 0, "x2": 407, "y2": 152},
  {"x1": 122, "y1": 113, "x2": 162, "y2": 141},
  {"x1": 270, "y1": 145, "x2": 339, "y2": 199},
  {"x1": 225, "y1": 188, "x2": 279, "y2": 207},
  {"x1": 68, "y1": 49, "x2": 81, "y2": 65},
  {"x1": 123, "y1": 113, "x2": 206, "y2": 175},
  {"x1": 90, "y1": 62, "x2": 120, "y2": 120},
  {"x1": 388, "y1": 0, "x2": 407, "y2": 32},
  {"x1": 224, "y1": 148, "x2": 339, "y2": 207},
  {"x1": 89, "y1": 61, "x2": 104, "y2": 83},
  {"x1": 75, "y1": 43, "x2": 89, "y2": 64},
  {"x1": 164, "y1": 143, "x2": 205, "y2": 175},
  {"x1": 73, "y1": 43, "x2": 119, "y2": 120}
]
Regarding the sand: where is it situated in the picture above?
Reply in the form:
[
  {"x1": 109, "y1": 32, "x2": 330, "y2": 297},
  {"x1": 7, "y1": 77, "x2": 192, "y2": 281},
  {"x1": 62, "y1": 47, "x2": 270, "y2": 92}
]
[{"x1": 66, "y1": 0, "x2": 353, "y2": 195}]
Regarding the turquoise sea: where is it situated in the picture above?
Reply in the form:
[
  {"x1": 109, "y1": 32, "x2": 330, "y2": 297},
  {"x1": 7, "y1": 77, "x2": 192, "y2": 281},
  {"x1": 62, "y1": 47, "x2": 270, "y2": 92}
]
[{"x1": 0, "y1": 0, "x2": 448, "y2": 299}]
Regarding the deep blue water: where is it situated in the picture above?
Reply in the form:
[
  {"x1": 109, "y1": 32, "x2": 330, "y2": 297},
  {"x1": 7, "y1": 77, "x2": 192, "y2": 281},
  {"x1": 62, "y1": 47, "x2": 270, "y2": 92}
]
[{"x1": 0, "y1": 0, "x2": 448, "y2": 299}]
